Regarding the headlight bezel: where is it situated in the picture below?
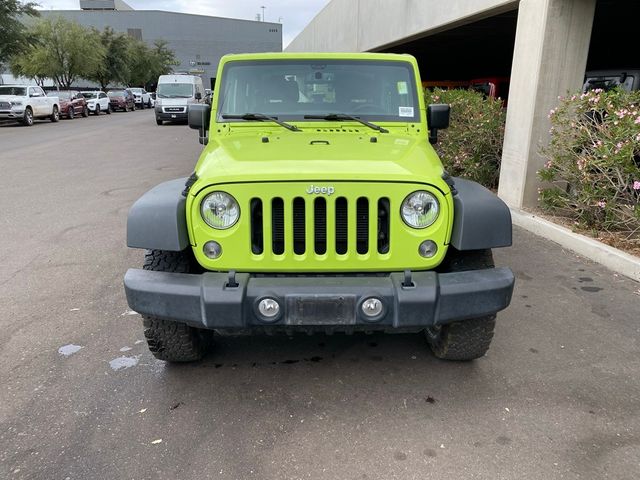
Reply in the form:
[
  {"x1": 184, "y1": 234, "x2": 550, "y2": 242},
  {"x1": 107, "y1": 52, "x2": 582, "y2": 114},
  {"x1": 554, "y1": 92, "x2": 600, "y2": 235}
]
[
  {"x1": 200, "y1": 191, "x2": 240, "y2": 230},
  {"x1": 400, "y1": 190, "x2": 440, "y2": 229}
]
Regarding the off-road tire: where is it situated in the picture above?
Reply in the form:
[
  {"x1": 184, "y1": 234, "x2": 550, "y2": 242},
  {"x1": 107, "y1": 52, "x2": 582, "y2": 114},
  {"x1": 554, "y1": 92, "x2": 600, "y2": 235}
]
[
  {"x1": 426, "y1": 248, "x2": 496, "y2": 360},
  {"x1": 426, "y1": 316, "x2": 496, "y2": 361},
  {"x1": 50, "y1": 105, "x2": 59, "y2": 122},
  {"x1": 22, "y1": 107, "x2": 34, "y2": 126},
  {"x1": 141, "y1": 249, "x2": 209, "y2": 362}
]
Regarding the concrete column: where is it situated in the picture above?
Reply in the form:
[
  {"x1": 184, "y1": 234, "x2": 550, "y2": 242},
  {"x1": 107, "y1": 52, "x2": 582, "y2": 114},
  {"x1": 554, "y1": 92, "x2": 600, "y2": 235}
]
[{"x1": 498, "y1": 0, "x2": 596, "y2": 208}]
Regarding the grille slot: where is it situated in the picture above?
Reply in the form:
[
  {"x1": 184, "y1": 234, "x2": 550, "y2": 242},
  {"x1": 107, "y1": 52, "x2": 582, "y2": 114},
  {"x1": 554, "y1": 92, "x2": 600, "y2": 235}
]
[
  {"x1": 335, "y1": 197, "x2": 348, "y2": 255},
  {"x1": 271, "y1": 198, "x2": 285, "y2": 255},
  {"x1": 293, "y1": 197, "x2": 305, "y2": 255},
  {"x1": 356, "y1": 197, "x2": 369, "y2": 254},
  {"x1": 251, "y1": 195, "x2": 389, "y2": 257},
  {"x1": 314, "y1": 198, "x2": 327, "y2": 254},
  {"x1": 250, "y1": 199, "x2": 263, "y2": 254},
  {"x1": 378, "y1": 198, "x2": 390, "y2": 254}
]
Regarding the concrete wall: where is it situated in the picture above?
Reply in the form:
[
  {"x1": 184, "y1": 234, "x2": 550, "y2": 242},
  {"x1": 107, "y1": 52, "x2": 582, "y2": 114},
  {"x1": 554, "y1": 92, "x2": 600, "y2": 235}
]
[
  {"x1": 39, "y1": 10, "x2": 282, "y2": 85},
  {"x1": 287, "y1": 0, "x2": 517, "y2": 52},
  {"x1": 288, "y1": 0, "x2": 598, "y2": 209}
]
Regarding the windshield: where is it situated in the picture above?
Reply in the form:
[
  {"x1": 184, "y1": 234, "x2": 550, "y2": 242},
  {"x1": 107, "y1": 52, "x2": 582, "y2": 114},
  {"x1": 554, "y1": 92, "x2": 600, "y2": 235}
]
[
  {"x1": 0, "y1": 86, "x2": 27, "y2": 96},
  {"x1": 217, "y1": 60, "x2": 420, "y2": 122},
  {"x1": 108, "y1": 91, "x2": 125, "y2": 97},
  {"x1": 52, "y1": 91, "x2": 72, "y2": 99},
  {"x1": 82, "y1": 92, "x2": 97, "y2": 99},
  {"x1": 157, "y1": 83, "x2": 193, "y2": 98},
  {"x1": 584, "y1": 75, "x2": 635, "y2": 92},
  {"x1": 130, "y1": 88, "x2": 143, "y2": 94}
]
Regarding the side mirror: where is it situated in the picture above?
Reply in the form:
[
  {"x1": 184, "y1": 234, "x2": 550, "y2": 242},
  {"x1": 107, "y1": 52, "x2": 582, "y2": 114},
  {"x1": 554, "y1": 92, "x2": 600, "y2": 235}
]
[
  {"x1": 188, "y1": 104, "x2": 211, "y2": 145},
  {"x1": 427, "y1": 103, "x2": 450, "y2": 144},
  {"x1": 195, "y1": 91, "x2": 202, "y2": 101}
]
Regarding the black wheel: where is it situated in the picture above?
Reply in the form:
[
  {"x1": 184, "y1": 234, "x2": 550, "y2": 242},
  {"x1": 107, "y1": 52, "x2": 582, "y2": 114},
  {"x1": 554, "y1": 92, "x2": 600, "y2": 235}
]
[
  {"x1": 426, "y1": 249, "x2": 496, "y2": 361},
  {"x1": 22, "y1": 107, "x2": 34, "y2": 126},
  {"x1": 95, "y1": 104, "x2": 100, "y2": 115},
  {"x1": 140, "y1": 250, "x2": 210, "y2": 362},
  {"x1": 67, "y1": 106, "x2": 74, "y2": 119},
  {"x1": 106, "y1": 104, "x2": 111, "y2": 114},
  {"x1": 50, "y1": 105, "x2": 59, "y2": 122},
  {"x1": 140, "y1": 102, "x2": 145, "y2": 110},
  {"x1": 82, "y1": 106, "x2": 89, "y2": 117},
  {"x1": 147, "y1": 99, "x2": 152, "y2": 108},
  {"x1": 156, "y1": 117, "x2": 163, "y2": 125}
]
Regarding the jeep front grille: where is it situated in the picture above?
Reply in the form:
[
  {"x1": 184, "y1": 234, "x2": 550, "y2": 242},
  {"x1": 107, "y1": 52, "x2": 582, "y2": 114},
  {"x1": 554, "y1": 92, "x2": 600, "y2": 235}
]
[{"x1": 250, "y1": 196, "x2": 390, "y2": 257}]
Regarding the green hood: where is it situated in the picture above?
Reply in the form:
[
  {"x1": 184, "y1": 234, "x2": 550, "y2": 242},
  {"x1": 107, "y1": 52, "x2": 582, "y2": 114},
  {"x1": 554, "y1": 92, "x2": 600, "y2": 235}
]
[{"x1": 193, "y1": 128, "x2": 448, "y2": 191}]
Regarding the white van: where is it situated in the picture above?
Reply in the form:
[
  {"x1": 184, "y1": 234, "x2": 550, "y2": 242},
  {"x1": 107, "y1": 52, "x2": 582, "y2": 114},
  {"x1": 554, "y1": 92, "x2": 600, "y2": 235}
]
[{"x1": 154, "y1": 74, "x2": 205, "y2": 125}]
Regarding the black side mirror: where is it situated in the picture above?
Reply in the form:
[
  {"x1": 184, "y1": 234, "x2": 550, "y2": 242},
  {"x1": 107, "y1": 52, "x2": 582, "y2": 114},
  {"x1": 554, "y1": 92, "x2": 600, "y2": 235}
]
[
  {"x1": 427, "y1": 103, "x2": 450, "y2": 144},
  {"x1": 195, "y1": 91, "x2": 202, "y2": 101},
  {"x1": 188, "y1": 104, "x2": 211, "y2": 145}
]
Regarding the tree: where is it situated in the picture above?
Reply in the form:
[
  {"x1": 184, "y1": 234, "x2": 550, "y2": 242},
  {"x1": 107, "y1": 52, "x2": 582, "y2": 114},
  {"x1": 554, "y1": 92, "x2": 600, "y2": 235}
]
[
  {"x1": 0, "y1": 0, "x2": 39, "y2": 69},
  {"x1": 85, "y1": 27, "x2": 130, "y2": 90},
  {"x1": 124, "y1": 37, "x2": 178, "y2": 87},
  {"x1": 12, "y1": 17, "x2": 106, "y2": 88}
]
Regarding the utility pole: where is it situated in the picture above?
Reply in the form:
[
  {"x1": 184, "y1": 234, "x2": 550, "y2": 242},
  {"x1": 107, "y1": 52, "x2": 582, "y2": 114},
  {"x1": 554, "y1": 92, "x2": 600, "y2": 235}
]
[{"x1": 261, "y1": 6, "x2": 266, "y2": 21}]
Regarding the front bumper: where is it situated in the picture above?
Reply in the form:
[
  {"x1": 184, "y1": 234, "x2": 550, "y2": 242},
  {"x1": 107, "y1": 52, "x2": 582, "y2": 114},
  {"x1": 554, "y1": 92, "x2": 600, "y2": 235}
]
[
  {"x1": 0, "y1": 110, "x2": 24, "y2": 119},
  {"x1": 155, "y1": 106, "x2": 187, "y2": 120},
  {"x1": 124, "y1": 268, "x2": 515, "y2": 331}
]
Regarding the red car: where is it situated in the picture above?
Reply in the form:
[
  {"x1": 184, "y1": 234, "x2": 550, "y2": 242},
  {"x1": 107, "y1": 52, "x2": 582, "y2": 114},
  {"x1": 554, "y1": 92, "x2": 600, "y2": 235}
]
[
  {"x1": 50, "y1": 90, "x2": 89, "y2": 119},
  {"x1": 107, "y1": 90, "x2": 136, "y2": 112}
]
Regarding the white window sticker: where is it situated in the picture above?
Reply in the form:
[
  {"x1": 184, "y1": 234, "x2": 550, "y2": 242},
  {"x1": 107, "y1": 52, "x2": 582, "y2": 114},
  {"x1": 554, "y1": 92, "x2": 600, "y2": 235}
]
[
  {"x1": 399, "y1": 106, "x2": 414, "y2": 117},
  {"x1": 397, "y1": 81, "x2": 408, "y2": 95}
]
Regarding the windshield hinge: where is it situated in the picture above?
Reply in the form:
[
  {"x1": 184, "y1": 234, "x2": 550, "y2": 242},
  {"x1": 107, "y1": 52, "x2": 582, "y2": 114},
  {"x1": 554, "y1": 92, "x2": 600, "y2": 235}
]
[{"x1": 442, "y1": 171, "x2": 457, "y2": 196}]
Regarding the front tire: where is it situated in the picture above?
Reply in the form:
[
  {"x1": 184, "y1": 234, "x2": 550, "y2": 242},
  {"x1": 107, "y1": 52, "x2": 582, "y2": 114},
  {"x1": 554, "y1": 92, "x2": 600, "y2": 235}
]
[
  {"x1": 106, "y1": 104, "x2": 111, "y2": 114},
  {"x1": 22, "y1": 107, "x2": 34, "y2": 126},
  {"x1": 50, "y1": 105, "x2": 59, "y2": 122},
  {"x1": 95, "y1": 104, "x2": 101, "y2": 115},
  {"x1": 156, "y1": 117, "x2": 163, "y2": 125},
  {"x1": 67, "y1": 106, "x2": 74, "y2": 120},
  {"x1": 426, "y1": 249, "x2": 497, "y2": 361},
  {"x1": 141, "y1": 250, "x2": 210, "y2": 362}
]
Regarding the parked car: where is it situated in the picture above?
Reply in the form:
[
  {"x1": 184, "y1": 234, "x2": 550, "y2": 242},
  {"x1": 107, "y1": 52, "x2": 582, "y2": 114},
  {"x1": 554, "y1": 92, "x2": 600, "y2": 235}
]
[
  {"x1": 81, "y1": 90, "x2": 111, "y2": 115},
  {"x1": 124, "y1": 52, "x2": 515, "y2": 363},
  {"x1": 148, "y1": 92, "x2": 156, "y2": 107},
  {"x1": 0, "y1": 84, "x2": 60, "y2": 126},
  {"x1": 51, "y1": 90, "x2": 89, "y2": 119},
  {"x1": 129, "y1": 87, "x2": 152, "y2": 108},
  {"x1": 154, "y1": 74, "x2": 205, "y2": 125},
  {"x1": 107, "y1": 89, "x2": 135, "y2": 112},
  {"x1": 583, "y1": 70, "x2": 640, "y2": 92}
]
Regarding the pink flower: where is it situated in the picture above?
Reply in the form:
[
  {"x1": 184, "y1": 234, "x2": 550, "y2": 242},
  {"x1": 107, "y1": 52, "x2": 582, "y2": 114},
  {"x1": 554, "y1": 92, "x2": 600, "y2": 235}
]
[
  {"x1": 635, "y1": 116, "x2": 640, "y2": 124},
  {"x1": 597, "y1": 200, "x2": 606, "y2": 209},
  {"x1": 633, "y1": 181, "x2": 640, "y2": 191}
]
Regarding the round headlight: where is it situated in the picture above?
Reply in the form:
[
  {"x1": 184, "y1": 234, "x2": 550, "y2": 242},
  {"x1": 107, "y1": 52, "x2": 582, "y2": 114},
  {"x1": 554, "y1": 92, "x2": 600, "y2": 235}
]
[
  {"x1": 201, "y1": 192, "x2": 240, "y2": 229},
  {"x1": 401, "y1": 191, "x2": 439, "y2": 229}
]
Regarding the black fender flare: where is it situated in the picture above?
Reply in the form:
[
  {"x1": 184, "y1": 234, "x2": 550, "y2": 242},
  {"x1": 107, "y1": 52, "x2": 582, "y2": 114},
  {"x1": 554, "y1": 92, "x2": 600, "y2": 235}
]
[
  {"x1": 127, "y1": 178, "x2": 190, "y2": 251},
  {"x1": 449, "y1": 177, "x2": 512, "y2": 250}
]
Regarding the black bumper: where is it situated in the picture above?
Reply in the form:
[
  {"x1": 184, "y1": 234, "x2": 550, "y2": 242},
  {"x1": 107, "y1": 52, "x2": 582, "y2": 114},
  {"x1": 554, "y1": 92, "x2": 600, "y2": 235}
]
[
  {"x1": 155, "y1": 108, "x2": 187, "y2": 121},
  {"x1": 124, "y1": 268, "x2": 515, "y2": 330}
]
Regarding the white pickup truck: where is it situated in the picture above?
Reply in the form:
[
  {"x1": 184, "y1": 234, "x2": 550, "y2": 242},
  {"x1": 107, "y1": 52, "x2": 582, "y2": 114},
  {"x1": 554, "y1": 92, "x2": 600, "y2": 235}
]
[{"x1": 0, "y1": 85, "x2": 60, "y2": 126}]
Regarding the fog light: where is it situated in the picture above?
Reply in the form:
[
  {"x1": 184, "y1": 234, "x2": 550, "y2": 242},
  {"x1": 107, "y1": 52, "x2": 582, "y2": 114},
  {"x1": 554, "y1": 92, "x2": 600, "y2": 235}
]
[
  {"x1": 258, "y1": 298, "x2": 280, "y2": 319},
  {"x1": 418, "y1": 240, "x2": 437, "y2": 258},
  {"x1": 361, "y1": 297, "x2": 383, "y2": 318},
  {"x1": 203, "y1": 241, "x2": 222, "y2": 259}
]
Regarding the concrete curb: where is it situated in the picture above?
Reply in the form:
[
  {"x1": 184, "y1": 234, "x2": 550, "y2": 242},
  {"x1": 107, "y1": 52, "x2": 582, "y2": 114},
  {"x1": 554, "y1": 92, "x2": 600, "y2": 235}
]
[{"x1": 510, "y1": 209, "x2": 640, "y2": 283}]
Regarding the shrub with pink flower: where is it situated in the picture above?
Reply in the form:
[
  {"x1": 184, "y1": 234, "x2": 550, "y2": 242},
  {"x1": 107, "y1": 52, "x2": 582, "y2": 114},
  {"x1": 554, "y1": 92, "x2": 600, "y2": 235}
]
[
  {"x1": 539, "y1": 88, "x2": 640, "y2": 241},
  {"x1": 425, "y1": 88, "x2": 505, "y2": 189}
]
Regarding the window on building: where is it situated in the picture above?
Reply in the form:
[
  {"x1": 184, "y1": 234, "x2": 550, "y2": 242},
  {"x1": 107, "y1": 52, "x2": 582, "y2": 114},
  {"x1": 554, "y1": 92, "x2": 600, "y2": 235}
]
[{"x1": 127, "y1": 28, "x2": 142, "y2": 41}]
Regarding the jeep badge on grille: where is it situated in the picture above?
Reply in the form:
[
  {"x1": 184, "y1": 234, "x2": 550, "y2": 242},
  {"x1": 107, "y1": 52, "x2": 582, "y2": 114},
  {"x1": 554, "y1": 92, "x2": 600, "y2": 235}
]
[{"x1": 306, "y1": 185, "x2": 335, "y2": 195}]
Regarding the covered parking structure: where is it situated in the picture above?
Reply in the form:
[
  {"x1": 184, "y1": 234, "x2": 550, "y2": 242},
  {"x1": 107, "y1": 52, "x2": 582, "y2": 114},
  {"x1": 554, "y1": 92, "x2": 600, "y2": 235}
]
[{"x1": 287, "y1": 0, "x2": 640, "y2": 209}]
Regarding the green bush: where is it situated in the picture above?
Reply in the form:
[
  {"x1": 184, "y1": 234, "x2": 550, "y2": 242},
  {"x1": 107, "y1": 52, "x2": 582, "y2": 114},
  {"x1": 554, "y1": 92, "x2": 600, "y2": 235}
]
[
  {"x1": 426, "y1": 88, "x2": 506, "y2": 189},
  {"x1": 538, "y1": 88, "x2": 640, "y2": 240}
]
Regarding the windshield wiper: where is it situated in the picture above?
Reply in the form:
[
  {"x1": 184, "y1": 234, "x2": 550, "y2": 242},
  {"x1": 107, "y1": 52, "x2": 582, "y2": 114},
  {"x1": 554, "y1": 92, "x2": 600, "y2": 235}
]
[
  {"x1": 222, "y1": 113, "x2": 301, "y2": 132},
  {"x1": 304, "y1": 113, "x2": 389, "y2": 133}
]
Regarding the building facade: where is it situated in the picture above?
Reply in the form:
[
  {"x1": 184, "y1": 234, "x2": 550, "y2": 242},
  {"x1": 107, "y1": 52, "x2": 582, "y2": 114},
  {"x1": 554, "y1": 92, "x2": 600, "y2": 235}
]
[{"x1": 39, "y1": 0, "x2": 282, "y2": 90}]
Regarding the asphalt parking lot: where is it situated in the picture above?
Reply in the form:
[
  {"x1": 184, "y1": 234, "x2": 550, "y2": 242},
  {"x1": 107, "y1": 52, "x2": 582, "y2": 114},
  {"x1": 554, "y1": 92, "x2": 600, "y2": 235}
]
[{"x1": 1, "y1": 110, "x2": 639, "y2": 480}]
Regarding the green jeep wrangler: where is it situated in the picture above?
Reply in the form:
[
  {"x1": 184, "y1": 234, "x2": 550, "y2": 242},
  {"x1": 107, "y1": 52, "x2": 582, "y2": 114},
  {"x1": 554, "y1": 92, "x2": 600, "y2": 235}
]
[{"x1": 124, "y1": 53, "x2": 515, "y2": 362}]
